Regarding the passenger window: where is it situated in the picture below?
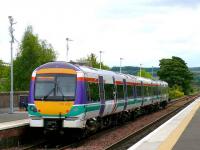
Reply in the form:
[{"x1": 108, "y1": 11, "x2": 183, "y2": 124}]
[
  {"x1": 136, "y1": 86, "x2": 142, "y2": 97},
  {"x1": 133, "y1": 86, "x2": 136, "y2": 98},
  {"x1": 144, "y1": 86, "x2": 146, "y2": 97},
  {"x1": 144, "y1": 86, "x2": 149, "y2": 97},
  {"x1": 154, "y1": 86, "x2": 158, "y2": 96},
  {"x1": 117, "y1": 84, "x2": 124, "y2": 100},
  {"x1": 104, "y1": 84, "x2": 114, "y2": 100},
  {"x1": 148, "y1": 86, "x2": 152, "y2": 96},
  {"x1": 127, "y1": 85, "x2": 134, "y2": 98},
  {"x1": 158, "y1": 86, "x2": 161, "y2": 95},
  {"x1": 87, "y1": 82, "x2": 99, "y2": 102}
]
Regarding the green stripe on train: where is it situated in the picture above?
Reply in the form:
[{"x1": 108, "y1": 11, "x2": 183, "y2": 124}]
[
  {"x1": 117, "y1": 102, "x2": 125, "y2": 107},
  {"x1": 86, "y1": 104, "x2": 100, "y2": 112},
  {"x1": 68, "y1": 104, "x2": 100, "y2": 117},
  {"x1": 127, "y1": 99, "x2": 140, "y2": 105},
  {"x1": 67, "y1": 105, "x2": 85, "y2": 117}
]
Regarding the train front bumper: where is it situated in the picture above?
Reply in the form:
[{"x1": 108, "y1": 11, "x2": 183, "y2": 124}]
[
  {"x1": 63, "y1": 118, "x2": 86, "y2": 128},
  {"x1": 30, "y1": 118, "x2": 44, "y2": 127},
  {"x1": 29, "y1": 117, "x2": 86, "y2": 128}
]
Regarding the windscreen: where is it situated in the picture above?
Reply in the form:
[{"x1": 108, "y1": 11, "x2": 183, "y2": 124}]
[{"x1": 34, "y1": 74, "x2": 76, "y2": 101}]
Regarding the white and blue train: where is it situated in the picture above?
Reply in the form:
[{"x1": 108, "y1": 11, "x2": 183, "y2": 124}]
[{"x1": 28, "y1": 62, "x2": 168, "y2": 132}]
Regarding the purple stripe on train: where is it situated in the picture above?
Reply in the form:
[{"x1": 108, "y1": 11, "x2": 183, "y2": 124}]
[
  {"x1": 75, "y1": 80, "x2": 87, "y2": 104},
  {"x1": 29, "y1": 80, "x2": 35, "y2": 104}
]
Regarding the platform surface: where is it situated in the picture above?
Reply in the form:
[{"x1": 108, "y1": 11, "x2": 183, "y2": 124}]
[
  {"x1": 0, "y1": 111, "x2": 29, "y2": 130},
  {"x1": 128, "y1": 97, "x2": 200, "y2": 150},
  {"x1": 0, "y1": 111, "x2": 28, "y2": 123},
  {"x1": 173, "y1": 108, "x2": 200, "y2": 150}
]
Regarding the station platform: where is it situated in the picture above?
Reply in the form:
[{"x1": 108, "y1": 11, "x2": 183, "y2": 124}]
[
  {"x1": 129, "y1": 97, "x2": 200, "y2": 150},
  {"x1": 0, "y1": 111, "x2": 29, "y2": 130}
]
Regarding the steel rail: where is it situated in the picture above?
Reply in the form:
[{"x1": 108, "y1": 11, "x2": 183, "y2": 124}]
[{"x1": 105, "y1": 95, "x2": 199, "y2": 150}]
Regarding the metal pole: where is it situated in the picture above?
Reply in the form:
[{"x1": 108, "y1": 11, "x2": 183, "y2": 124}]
[
  {"x1": 152, "y1": 66, "x2": 154, "y2": 78},
  {"x1": 66, "y1": 38, "x2": 69, "y2": 62},
  {"x1": 8, "y1": 16, "x2": 15, "y2": 113},
  {"x1": 140, "y1": 64, "x2": 142, "y2": 77},
  {"x1": 120, "y1": 58, "x2": 123, "y2": 73},
  {"x1": 10, "y1": 40, "x2": 13, "y2": 113},
  {"x1": 99, "y1": 51, "x2": 102, "y2": 69},
  {"x1": 66, "y1": 38, "x2": 73, "y2": 62}
]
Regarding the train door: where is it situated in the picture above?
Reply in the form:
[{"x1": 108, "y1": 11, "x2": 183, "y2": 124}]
[
  {"x1": 141, "y1": 81, "x2": 144, "y2": 106},
  {"x1": 123, "y1": 79, "x2": 128, "y2": 110},
  {"x1": 113, "y1": 76, "x2": 117, "y2": 102},
  {"x1": 151, "y1": 83, "x2": 154, "y2": 104},
  {"x1": 99, "y1": 76, "x2": 105, "y2": 116},
  {"x1": 84, "y1": 73, "x2": 101, "y2": 119},
  {"x1": 111, "y1": 76, "x2": 117, "y2": 113}
]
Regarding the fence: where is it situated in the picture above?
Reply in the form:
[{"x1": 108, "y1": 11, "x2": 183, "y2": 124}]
[{"x1": 0, "y1": 91, "x2": 29, "y2": 113}]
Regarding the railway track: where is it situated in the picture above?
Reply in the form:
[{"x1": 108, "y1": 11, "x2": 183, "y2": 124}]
[
  {"x1": 105, "y1": 94, "x2": 200, "y2": 150},
  {"x1": 21, "y1": 137, "x2": 75, "y2": 150},
  {"x1": 20, "y1": 94, "x2": 199, "y2": 150}
]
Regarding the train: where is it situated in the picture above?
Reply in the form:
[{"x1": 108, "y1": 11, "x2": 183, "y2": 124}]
[{"x1": 28, "y1": 61, "x2": 168, "y2": 133}]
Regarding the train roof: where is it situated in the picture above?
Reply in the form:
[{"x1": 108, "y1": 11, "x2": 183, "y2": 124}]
[
  {"x1": 34, "y1": 61, "x2": 168, "y2": 86},
  {"x1": 76, "y1": 63, "x2": 167, "y2": 86}
]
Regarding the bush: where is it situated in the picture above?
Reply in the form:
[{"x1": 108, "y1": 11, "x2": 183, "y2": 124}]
[{"x1": 169, "y1": 85, "x2": 184, "y2": 99}]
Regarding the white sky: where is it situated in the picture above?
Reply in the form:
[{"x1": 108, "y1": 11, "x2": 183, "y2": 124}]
[{"x1": 0, "y1": 0, "x2": 200, "y2": 67}]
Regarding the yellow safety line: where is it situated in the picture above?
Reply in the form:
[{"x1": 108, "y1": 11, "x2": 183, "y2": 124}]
[{"x1": 158, "y1": 100, "x2": 200, "y2": 150}]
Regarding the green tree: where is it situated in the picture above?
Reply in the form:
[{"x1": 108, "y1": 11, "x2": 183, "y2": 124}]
[
  {"x1": 157, "y1": 56, "x2": 193, "y2": 94},
  {"x1": 87, "y1": 53, "x2": 99, "y2": 68},
  {"x1": 136, "y1": 69, "x2": 153, "y2": 79},
  {"x1": 77, "y1": 53, "x2": 110, "y2": 70},
  {"x1": 0, "y1": 60, "x2": 9, "y2": 91},
  {"x1": 169, "y1": 85, "x2": 184, "y2": 99},
  {"x1": 14, "y1": 26, "x2": 56, "y2": 91}
]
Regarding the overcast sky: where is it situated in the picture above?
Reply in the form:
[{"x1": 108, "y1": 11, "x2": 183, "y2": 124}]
[{"x1": 0, "y1": 0, "x2": 200, "y2": 67}]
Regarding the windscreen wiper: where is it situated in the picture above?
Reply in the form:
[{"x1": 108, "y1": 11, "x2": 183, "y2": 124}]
[
  {"x1": 42, "y1": 87, "x2": 55, "y2": 100},
  {"x1": 41, "y1": 82, "x2": 65, "y2": 100}
]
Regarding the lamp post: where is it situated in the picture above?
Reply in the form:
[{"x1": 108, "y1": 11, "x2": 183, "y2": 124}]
[
  {"x1": 120, "y1": 58, "x2": 123, "y2": 73},
  {"x1": 140, "y1": 64, "x2": 142, "y2": 77},
  {"x1": 8, "y1": 16, "x2": 16, "y2": 113},
  {"x1": 66, "y1": 37, "x2": 73, "y2": 62},
  {"x1": 152, "y1": 66, "x2": 154, "y2": 78},
  {"x1": 99, "y1": 51, "x2": 103, "y2": 69}
]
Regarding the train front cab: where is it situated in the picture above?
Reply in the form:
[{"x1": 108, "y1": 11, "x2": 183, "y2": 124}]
[{"x1": 28, "y1": 67, "x2": 86, "y2": 130}]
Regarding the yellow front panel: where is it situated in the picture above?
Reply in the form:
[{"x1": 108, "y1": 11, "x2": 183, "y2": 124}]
[{"x1": 35, "y1": 101, "x2": 74, "y2": 115}]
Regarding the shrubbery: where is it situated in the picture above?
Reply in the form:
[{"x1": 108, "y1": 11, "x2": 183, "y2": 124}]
[{"x1": 169, "y1": 85, "x2": 184, "y2": 100}]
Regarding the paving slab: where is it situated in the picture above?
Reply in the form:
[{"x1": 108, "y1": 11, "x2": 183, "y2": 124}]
[
  {"x1": 0, "y1": 111, "x2": 28, "y2": 123},
  {"x1": 173, "y1": 109, "x2": 200, "y2": 150}
]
